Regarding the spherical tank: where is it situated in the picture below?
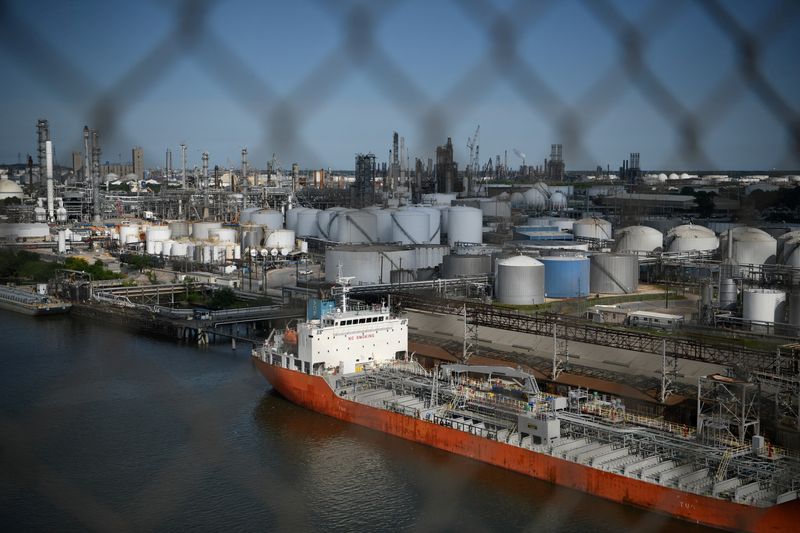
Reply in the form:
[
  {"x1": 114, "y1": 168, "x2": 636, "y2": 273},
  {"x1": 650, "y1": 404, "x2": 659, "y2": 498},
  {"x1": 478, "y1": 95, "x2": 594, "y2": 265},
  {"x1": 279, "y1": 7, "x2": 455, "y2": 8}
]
[
  {"x1": 447, "y1": 206, "x2": 483, "y2": 246},
  {"x1": 539, "y1": 256, "x2": 590, "y2": 298},
  {"x1": 168, "y1": 220, "x2": 191, "y2": 238},
  {"x1": 192, "y1": 221, "x2": 222, "y2": 240},
  {"x1": 781, "y1": 237, "x2": 800, "y2": 284},
  {"x1": 442, "y1": 254, "x2": 491, "y2": 278},
  {"x1": 743, "y1": 289, "x2": 786, "y2": 323},
  {"x1": 614, "y1": 226, "x2": 663, "y2": 254},
  {"x1": 719, "y1": 227, "x2": 777, "y2": 265},
  {"x1": 208, "y1": 227, "x2": 237, "y2": 243},
  {"x1": 665, "y1": 224, "x2": 718, "y2": 252},
  {"x1": 494, "y1": 255, "x2": 545, "y2": 305},
  {"x1": 510, "y1": 192, "x2": 526, "y2": 209},
  {"x1": 589, "y1": 253, "x2": 639, "y2": 294},
  {"x1": 265, "y1": 229, "x2": 295, "y2": 249},
  {"x1": 324, "y1": 246, "x2": 416, "y2": 285},
  {"x1": 549, "y1": 191, "x2": 568, "y2": 211},
  {"x1": 285, "y1": 207, "x2": 306, "y2": 232},
  {"x1": 391, "y1": 209, "x2": 430, "y2": 245},
  {"x1": 573, "y1": 218, "x2": 613, "y2": 240},
  {"x1": 480, "y1": 199, "x2": 511, "y2": 219},
  {"x1": 523, "y1": 188, "x2": 547, "y2": 209},
  {"x1": 249, "y1": 209, "x2": 284, "y2": 230},
  {"x1": 296, "y1": 208, "x2": 321, "y2": 238},
  {"x1": 335, "y1": 210, "x2": 378, "y2": 243}
]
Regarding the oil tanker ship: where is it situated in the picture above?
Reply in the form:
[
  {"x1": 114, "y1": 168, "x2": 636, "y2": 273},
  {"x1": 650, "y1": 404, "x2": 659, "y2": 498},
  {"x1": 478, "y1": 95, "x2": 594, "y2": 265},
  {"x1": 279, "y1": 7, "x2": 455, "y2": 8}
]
[{"x1": 252, "y1": 278, "x2": 799, "y2": 531}]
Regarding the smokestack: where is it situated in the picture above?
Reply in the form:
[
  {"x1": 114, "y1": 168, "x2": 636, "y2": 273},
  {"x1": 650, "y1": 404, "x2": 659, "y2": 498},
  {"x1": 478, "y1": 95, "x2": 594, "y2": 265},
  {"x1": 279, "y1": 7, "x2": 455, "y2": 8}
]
[
  {"x1": 45, "y1": 140, "x2": 54, "y2": 222},
  {"x1": 83, "y1": 126, "x2": 90, "y2": 181}
]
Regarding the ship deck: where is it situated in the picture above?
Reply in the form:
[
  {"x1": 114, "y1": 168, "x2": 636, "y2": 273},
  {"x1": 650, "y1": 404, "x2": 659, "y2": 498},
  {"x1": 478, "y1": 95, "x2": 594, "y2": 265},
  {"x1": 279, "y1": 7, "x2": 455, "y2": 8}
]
[{"x1": 330, "y1": 363, "x2": 800, "y2": 510}]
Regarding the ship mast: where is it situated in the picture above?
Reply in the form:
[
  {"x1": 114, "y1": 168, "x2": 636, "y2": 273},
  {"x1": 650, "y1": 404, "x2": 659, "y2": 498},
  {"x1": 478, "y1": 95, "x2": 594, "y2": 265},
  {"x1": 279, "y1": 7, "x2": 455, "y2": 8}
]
[{"x1": 336, "y1": 264, "x2": 355, "y2": 313}]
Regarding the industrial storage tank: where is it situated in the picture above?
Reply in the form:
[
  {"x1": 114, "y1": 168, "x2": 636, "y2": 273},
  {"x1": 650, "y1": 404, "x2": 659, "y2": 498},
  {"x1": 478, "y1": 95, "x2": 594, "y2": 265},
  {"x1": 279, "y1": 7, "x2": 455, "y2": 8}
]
[
  {"x1": 421, "y1": 193, "x2": 456, "y2": 206},
  {"x1": 285, "y1": 207, "x2": 306, "y2": 232},
  {"x1": 719, "y1": 227, "x2": 777, "y2": 265},
  {"x1": 589, "y1": 253, "x2": 639, "y2": 294},
  {"x1": 442, "y1": 254, "x2": 491, "y2": 278},
  {"x1": 161, "y1": 240, "x2": 173, "y2": 257},
  {"x1": 510, "y1": 192, "x2": 526, "y2": 209},
  {"x1": 447, "y1": 206, "x2": 483, "y2": 246},
  {"x1": 119, "y1": 224, "x2": 140, "y2": 244},
  {"x1": 146, "y1": 225, "x2": 171, "y2": 244},
  {"x1": 515, "y1": 240, "x2": 589, "y2": 252},
  {"x1": 168, "y1": 220, "x2": 191, "y2": 238},
  {"x1": 539, "y1": 256, "x2": 590, "y2": 298},
  {"x1": 788, "y1": 291, "x2": 800, "y2": 334},
  {"x1": 780, "y1": 236, "x2": 800, "y2": 283},
  {"x1": 335, "y1": 210, "x2": 378, "y2": 243},
  {"x1": 296, "y1": 208, "x2": 321, "y2": 238},
  {"x1": 743, "y1": 289, "x2": 786, "y2": 324},
  {"x1": 719, "y1": 278, "x2": 737, "y2": 310},
  {"x1": 249, "y1": 209, "x2": 284, "y2": 230},
  {"x1": 549, "y1": 191, "x2": 567, "y2": 211},
  {"x1": 614, "y1": 226, "x2": 663, "y2": 255},
  {"x1": 324, "y1": 245, "x2": 416, "y2": 285},
  {"x1": 241, "y1": 224, "x2": 264, "y2": 249},
  {"x1": 265, "y1": 229, "x2": 295, "y2": 249},
  {"x1": 238, "y1": 207, "x2": 260, "y2": 224},
  {"x1": 413, "y1": 244, "x2": 449, "y2": 269},
  {"x1": 326, "y1": 208, "x2": 355, "y2": 240},
  {"x1": 777, "y1": 230, "x2": 800, "y2": 259},
  {"x1": 372, "y1": 208, "x2": 396, "y2": 243},
  {"x1": 413, "y1": 206, "x2": 442, "y2": 243},
  {"x1": 391, "y1": 209, "x2": 430, "y2": 245},
  {"x1": 192, "y1": 221, "x2": 222, "y2": 240},
  {"x1": 523, "y1": 188, "x2": 547, "y2": 210},
  {"x1": 665, "y1": 224, "x2": 718, "y2": 253},
  {"x1": 494, "y1": 255, "x2": 545, "y2": 305},
  {"x1": 480, "y1": 199, "x2": 511, "y2": 219},
  {"x1": 208, "y1": 227, "x2": 237, "y2": 243},
  {"x1": 573, "y1": 218, "x2": 612, "y2": 240}
]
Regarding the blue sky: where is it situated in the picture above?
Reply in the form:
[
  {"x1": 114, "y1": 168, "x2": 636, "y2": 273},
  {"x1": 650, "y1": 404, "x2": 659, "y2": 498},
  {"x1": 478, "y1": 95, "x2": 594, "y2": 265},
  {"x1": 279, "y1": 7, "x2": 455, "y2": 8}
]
[{"x1": 0, "y1": 0, "x2": 797, "y2": 171}]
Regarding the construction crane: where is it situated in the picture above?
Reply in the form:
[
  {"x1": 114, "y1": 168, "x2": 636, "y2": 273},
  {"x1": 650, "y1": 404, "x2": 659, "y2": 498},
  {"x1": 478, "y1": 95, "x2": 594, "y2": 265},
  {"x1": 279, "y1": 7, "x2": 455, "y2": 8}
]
[{"x1": 466, "y1": 125, "x2": 480, "y2": 195}]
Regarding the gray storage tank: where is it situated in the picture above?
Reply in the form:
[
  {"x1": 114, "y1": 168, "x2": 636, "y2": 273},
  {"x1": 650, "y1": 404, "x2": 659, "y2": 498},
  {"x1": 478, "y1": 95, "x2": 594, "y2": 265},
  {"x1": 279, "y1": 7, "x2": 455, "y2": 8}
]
[
  {"x1": 494, "y1": 255, "x2": 545, "y2": 305},
  {"x1": 589, "y1": 253, "x2": 639, "y2": 294},
  {"x1": 442, "y1": 254, "x2": 491, "y2": 278}
]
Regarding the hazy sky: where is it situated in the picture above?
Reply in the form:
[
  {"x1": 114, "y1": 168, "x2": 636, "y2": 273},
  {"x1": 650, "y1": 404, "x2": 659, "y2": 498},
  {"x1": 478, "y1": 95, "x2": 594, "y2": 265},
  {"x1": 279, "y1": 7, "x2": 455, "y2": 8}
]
[{"x1": 0, "y1": 0, "x2": 797, "y2": 171}]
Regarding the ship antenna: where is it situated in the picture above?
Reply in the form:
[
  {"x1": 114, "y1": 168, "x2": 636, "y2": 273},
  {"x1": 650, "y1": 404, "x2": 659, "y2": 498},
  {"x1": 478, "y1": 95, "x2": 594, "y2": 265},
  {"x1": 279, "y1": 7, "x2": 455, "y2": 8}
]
[{"x1": 336, "y1": 263, "x2": 355, "y2": 313}]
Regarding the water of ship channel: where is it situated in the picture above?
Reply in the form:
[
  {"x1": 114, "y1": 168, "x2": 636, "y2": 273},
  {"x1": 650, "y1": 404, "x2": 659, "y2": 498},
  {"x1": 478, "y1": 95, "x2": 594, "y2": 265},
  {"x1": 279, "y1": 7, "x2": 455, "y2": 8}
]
[{"x1": 0, "y1": 310, "x2": 711, "y2": 532}]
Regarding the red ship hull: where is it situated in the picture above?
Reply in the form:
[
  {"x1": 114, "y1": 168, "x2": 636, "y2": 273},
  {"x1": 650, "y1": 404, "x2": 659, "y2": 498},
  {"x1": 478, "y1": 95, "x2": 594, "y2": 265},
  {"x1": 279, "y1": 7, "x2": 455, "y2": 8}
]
[{"x1": 255, "y1": 359, "x2": 799, "y2": 532}]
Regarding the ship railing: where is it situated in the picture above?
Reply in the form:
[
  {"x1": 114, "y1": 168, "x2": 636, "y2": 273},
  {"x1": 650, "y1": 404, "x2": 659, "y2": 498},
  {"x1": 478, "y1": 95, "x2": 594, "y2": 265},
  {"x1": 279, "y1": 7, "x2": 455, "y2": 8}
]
[
  {"x1": 581, "y1": 403, "x2": 696, "y2": 439},
  {"x1": 433, "y1": 414, "x2": 499, "y2": 441}
]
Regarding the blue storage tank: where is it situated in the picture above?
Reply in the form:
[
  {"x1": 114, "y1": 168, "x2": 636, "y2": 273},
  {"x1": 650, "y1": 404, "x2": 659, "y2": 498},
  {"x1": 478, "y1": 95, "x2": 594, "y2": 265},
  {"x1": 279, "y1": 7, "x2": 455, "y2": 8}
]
[
  {"x1": 306, "y1": 298, "x2": 336, "y2": 320},
  {"x1": 540, "y1": 256, "x2": 590, "y2": 298}
]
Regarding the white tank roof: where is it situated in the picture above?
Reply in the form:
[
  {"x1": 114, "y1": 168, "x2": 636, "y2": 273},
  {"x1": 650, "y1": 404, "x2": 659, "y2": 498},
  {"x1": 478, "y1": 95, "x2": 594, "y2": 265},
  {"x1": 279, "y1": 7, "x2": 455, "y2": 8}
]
[
  {"x1": 497, "y1": 255, "x2": 543, "y2": 267},
  {"x1": 723, "y1": 226, "x2": 775, "y2": 242}
]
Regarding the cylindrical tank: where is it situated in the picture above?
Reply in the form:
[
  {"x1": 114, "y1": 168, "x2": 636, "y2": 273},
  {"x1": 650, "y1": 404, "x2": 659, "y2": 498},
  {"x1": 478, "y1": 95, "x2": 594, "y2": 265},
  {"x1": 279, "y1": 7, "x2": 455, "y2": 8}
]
[
  {"x1": 414, "y1": 206, "x2": 442, "y2": 243},
  {"x1": 480, "y1": 199, "x2": 511, "y2": 219},
  {"x1": 665, "y1": 224, "x2": 718, "y2": 253},
  {"x1": 238, "y1": 207, "x2": 260, "y2": 224},
  {"x1": 371, "y1": 209, "x2": 396, "y2": 243},
  {"x1": 442, "y1": 254, "x2": 491, "y2": 278},
  {"x1": 719, "y1": 227, "x2": 777, "y2": 265},
  {"x1": 327, "y1": 208, "x2": 354, "y2": 240},
  {"x1": 335, "y1": 210, "x2": 378, "y2": 243},
  {"x1": 788, "y1": 291, "x2": 800, "y2": 332},
  {"x1": 550, "y1": 218, "x2": 574, "y2": 232},
  {"x1": 719, "y1": 278, "x2": 737, "y2": 310},
  {"x1": 192, "y1": 221, "x2": 222, "y2": 240},
  {"x1": 145, "y1": 226, "x2": 171, "y2": 250},
  {"x1": 777, "y1": 230, "x2": 800, "y2": 259},
  {"x1": 265, "y1": 229, "x2": 296, "y2": 249},
  {"x1": 549, "y1": 191, "x2": 567, "y2": 211},
  {"x1": 249, "y1": 209, "x2": 284, "y2": 230},
  {"x1": 523, "y1": 188, "x2": 547, "y2": 209},
  {"x1": 208, "y1": 227, "x2": 237, "y2": 243},
  {"x1": 391, "y1": 209, "x2": 429, "y2": 245},
  {"x1": 161, "y1": 240, "x2": 173, "y2": 257},
  {"x1": 296, "y1": 208, "x2": 321, "y2": 238},
  {"x1": 539, "y1": 256, "x2": 591, "y2": 298},
  {"x1": 170, "y1": 241, "x2": 188, "y2": 257},
  {"x1": 781, "y1": 236, "x2": 800, "y2": 284},
  {"x1": 573, "y1": 218, "x2": 613, "y2": 240},
  {"x1": 589, "y1": 253, "x2": 639, "y2": 294},
  {"x1": 241, "y1": 225, "x2": 264, "y2": 249},
  {"x1": 202, "y1": 245, "x2": 212, "y2": 263},
  {"x1": 494, "y1": 255, "x2": 545, "y2": 305},
  {"x1": 743, "y1": 289, "x2": 786, "y2": 323},
  {"x1": 168, "y1": 220, "x2": 191, "y2": 238},
  {"x1": 614, "y1": 226, "x2": 663, "y2": 255},
  {"x1": 421, "y1": 193, "x2": 456, "y2": 206},
  {"x1": 153, "y1": 241, "x2": 163, "y2": 255},
  {"x1": 119, "y1": 225, "x2": 140, "y2": 244},
  {"x1": 447, "y1": 206, "x2": 483, "y2": 246},
  {"x1": 324, "y1": 246, "x2": 416, "y2": 284},
  {"x1": 285, "y1": 207, "x2": 306, "y2": 232},
  {"x1": 510, "y1": 192, "x2": 526, "y2": 209}
]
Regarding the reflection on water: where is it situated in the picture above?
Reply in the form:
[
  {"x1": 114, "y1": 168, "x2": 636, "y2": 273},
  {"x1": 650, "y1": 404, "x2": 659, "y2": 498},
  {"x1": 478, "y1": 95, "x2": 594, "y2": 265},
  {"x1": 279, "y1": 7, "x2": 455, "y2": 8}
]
[{"x1": 0, "y1": 310, "x2": 709, "y2": 532}]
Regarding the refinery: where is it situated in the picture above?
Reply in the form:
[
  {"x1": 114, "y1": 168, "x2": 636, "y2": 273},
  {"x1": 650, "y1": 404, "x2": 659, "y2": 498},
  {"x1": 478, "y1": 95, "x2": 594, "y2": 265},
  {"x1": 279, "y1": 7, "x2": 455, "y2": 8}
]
[{"x1": 2, "y1": 119, "x2": 800, "y2": 530}]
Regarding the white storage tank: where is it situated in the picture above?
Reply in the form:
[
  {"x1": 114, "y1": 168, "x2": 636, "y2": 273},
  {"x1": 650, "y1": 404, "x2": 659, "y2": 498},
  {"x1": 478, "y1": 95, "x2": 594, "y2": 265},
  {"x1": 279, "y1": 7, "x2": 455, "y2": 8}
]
[
  {"x1": 480, "y1": 199, "x2": 511, "y2": 219},
  {"x1": 549, "y1": 191, "x2": 568, "y2": 211},
  {"x1": 421, "y1": 193, "x2": 456, "y2": 206},
  {"x1": 161, "y1": 240, "x2": 173, "y2": 257},
  {"x1": 238, "y1": 207, "x2": 260, "y2": 224},
  {"x1": 413, "y1": 244, "x2": 448, "y2": 269},
  {"x1": 249, "y1": 209, "x2": 284, "y2": 230},
  {"x1": 153, "y1": 241, "x2": 163, "y2": 255},
  {"x1": 523, "y1": 188, "x2": 547, "y2": 209},
  {"x1": 665, "y1": 224, "x2": 718, "y2": 253},
  {"x1": 285, "y1": 207, "x2": 306, "y2": 232},
  {"x1": 192, "y1": 221, "x2": 223, "y2": 240},
  {"x1": 573, "y1": 218, "x2": 613, "y2": 240},
  {"x1": 447, "y1": 206, "x2": 483, "y2": 246},
  {"x1": 168, "y1": 220, "x2": 191, "y2": 238},
  {"x1": 494, "y1": 255, "x2": 545, "y2": 305},
  {"x1": 208, "y1": 227, "x2": 237, "y2": 243},
  {"x1": 325, "y1": 245, "x2": 416, "y2": 285},
  {"x1": 335, "y1": 210, "x2": 378, "y2": 243},
  {"x1": 415, "y1": 206, "x2": 442, "y2": 243},
  {"x1": 442, "y1": 254, "x2": 491, "y2": 278},
  {"x1": 589, "y1": 253, "x2": 639, "y2": 294},
  {"x1": 743, "y1": 289, "x2": 786, "y2": 324},
  {"x1": 170, "y1": 241, "x2": 188, "y2": 258},
  {"x1": 719, "y1": 227, "x2": 776, "y2": 265},
  {"x1": 241, "y1": 224, "x2": 264, "y2": 249},
  {"x1": 265, "y1": 229, "x2": 296, "y2": 249},
  {"x1": 146, "y1": 225, "x2": 171, "y2": 243},
  {"x1": 326, "y1": 208, "x2": 354, "y2": 240},
  {"x1": 372, "y1": 208, "x2": 396, "y2": 243},
  {"x1": 614, "y1": 226, "x2": 663, "y2": 255},
  {"x1": 119, "y1": 224, "x2": 140, "y2": 244},
  {"x1": 391, "y1": 209, "x2": 430, "y2": 245},
  {"x1": 296, "y1": 208, "x2": 321, "y2": 238}
]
